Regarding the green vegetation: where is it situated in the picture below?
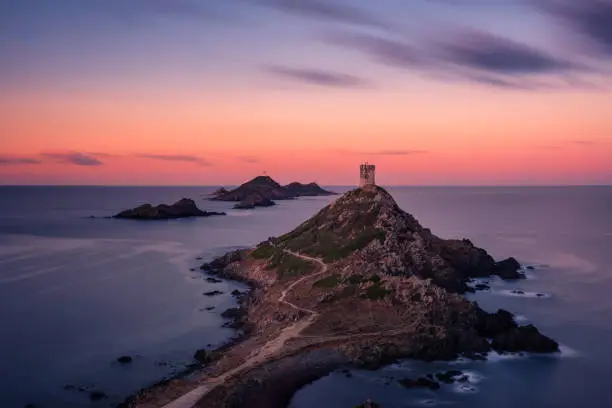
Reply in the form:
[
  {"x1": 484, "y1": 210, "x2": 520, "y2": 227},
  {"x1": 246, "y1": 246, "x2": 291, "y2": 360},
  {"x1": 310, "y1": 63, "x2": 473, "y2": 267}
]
[
  {"x1": 313, "y1": 274, "x2": 341, "y2": 289},
  {"x1": 266, "y1": 251, "x2": 315, "y2": 279},
  {"x1": 277, "y1": 228, "x2": 387, "y2": 263},
  {"x1": 362, "y1": 282, "x2": 393, "y2": 300},
  {"x1": 250, "y1": 243, "x2": 275, "y2": 260}
]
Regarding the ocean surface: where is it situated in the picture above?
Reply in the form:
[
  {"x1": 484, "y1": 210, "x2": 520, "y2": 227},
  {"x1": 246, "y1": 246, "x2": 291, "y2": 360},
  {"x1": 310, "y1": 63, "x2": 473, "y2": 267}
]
[{"x1": 0, "y1": 186, "x2": 610, "y2": 408}]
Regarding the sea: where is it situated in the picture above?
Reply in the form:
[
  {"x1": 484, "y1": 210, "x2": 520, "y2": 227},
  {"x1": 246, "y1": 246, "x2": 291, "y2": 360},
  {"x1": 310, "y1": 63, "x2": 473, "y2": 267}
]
[{"x1": 0, "y1": 186, "x2": 610, "y2": 408}]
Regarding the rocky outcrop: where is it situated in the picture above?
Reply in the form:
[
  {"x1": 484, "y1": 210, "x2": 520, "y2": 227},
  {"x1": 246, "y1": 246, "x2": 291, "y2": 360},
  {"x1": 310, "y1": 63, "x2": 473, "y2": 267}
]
[
  {"x1": 234, "y1": 193, "x2": 276, "y2": 210},
  {"x1": 212, "y1": 176, "x2": 290, "y2": 202},
  {"x1": 272, "y1": 185, "x2": 523, "y2": 293},
  {"x1": 126, "y1": 185, "x2": 558, "y2": 408},
  {"x1": 283, "y1": 182, "x2": 336, "y2": 197},
  {"x1": 211, "y1": 187, "x2": 230, "y2": 197},
  {"x1": 212, "y1": 176, "x2": 336, "y2": 209},
  {"x1": 113, "y1": 198, "x2": 225, "y2": 220}
]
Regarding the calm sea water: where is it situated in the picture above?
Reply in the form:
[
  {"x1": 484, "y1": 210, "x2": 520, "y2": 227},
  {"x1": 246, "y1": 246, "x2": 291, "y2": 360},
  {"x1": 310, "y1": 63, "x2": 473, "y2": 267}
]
[{"x1": 0, "y1": 186, "x2": 610, "y2": 408}]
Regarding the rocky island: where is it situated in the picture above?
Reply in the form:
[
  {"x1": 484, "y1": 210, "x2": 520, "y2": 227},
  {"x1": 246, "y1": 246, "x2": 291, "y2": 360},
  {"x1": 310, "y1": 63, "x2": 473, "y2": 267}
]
[
  {"x1": 125, "y1": 185, "x2": 557, "y2": 408},
  {"x1": 211, "y1": 175, "x2": 336, "y2": 209},
  {"x1": 113, "y1": 198, "x2": 225, "y2": 220}
]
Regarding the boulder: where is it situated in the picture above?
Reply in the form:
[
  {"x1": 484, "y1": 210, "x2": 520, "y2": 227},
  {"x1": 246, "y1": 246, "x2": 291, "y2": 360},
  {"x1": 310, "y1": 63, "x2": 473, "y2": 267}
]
[
  {"x1": 398, "y1": 377, "x2": 440, "y2": 390},
  {"x1": 492, "y1": 324, "x2": 559, "y2": 353},
  {"x1": 494, "y1": 257, "x2": 524, "y2": 279},
  {"x1": 117, "y1": 355, "x2": 132, "y2": 364},
  {"x1": 475, "y1": 309, "x2": 517, "y2": 338}
]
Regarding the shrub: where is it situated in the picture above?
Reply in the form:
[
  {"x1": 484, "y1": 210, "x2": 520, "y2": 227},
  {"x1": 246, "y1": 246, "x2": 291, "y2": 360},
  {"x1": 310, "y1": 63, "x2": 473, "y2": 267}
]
[{"x1": 313, "y1": 274, "x2": 341, "y2": 289}]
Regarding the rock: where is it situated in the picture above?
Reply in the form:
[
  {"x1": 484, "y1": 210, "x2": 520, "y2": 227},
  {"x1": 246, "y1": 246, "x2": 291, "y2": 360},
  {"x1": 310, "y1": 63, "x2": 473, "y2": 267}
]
[
  {"x1": 211, "y1": 187, "x2": 229, "y2": 197},
  {"x1": 434, "y1": 370, "x2": 463, "y2": 384},
  {"x1": 194, "y1": 349, "x2": 217, "y2": 364},
  {"x1": 494, "y1": 257, "x2": 525, "y2": 280},
  {"x1": 189, "y1": 268, "x2": 196, "y2": 271},
  {"x1": 536, "y1": 293, "x2": 545, "y2": 297},
  {"x1": 63, "y1": 384, "x2": 76, "y2": 391},
  {"x1": 526, "y1": 265, "x2": 535, "y2": 270},
  {"x1": 234, "y1": 193, "x2": 276, "y2": 209},
  {"x1": 354, "y1": 400, "x2": 381, "y2": 408},
  {"x1": 113, "y1": 198, "x2": 225, "y2": 220},
  {"x1": 212, "y1": 175, "x2": 290, "y2": 202},
  {"x1": 231, "y1": 289, "x2": 243, "y2": 297},
  {"x1": 492, "y1": 324, "x2": 559, "y2": 353},
  {"x1": 117, "y1": 355, "x2": 133, "y2": 364},
  {"x1": 398, "y1": 377, "x2": 441, "y2": 390},
  {"x1": 476, "y1": 309, "x2": 517, "y2": 338},
  {"x1": 206, "y1": 277, "x2": 222, "y2": 283},
  {"x1": 221, "y1": 307, "x2": 244, "y2": 319},
  {"x1": 463, "y1": 352, "x2": 487, "y2": 361},
  {"x1": 203, "y1": 290, "x2": 223, "y2": 297},
  {"x1": 89, "y1": 391, "x2": 108, "y2": 401},
  {"x1": 512, "y1": 290, "x2": 525, "y2": 295},
  {"x1": 283, "y1": 182, "x2": 336, "y2": 197},
  {"x1": 205, "y1": 306, "x2": 216, "y2": 311},
  {"x1": 474, "y1": 283, "x2": 490, "y2": 291}
]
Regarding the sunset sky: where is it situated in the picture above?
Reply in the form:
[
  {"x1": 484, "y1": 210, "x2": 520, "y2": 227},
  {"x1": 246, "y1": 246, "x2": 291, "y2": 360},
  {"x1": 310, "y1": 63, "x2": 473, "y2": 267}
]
[{"x1": 1, "y1": 0, "x2": 611, "y2": 186}]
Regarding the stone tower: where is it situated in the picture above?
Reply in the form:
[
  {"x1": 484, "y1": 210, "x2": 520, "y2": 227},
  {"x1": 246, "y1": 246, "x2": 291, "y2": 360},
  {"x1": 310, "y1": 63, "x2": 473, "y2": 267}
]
[{"x1": 359, "y1": 163, "x2": 376, "y2": 187}]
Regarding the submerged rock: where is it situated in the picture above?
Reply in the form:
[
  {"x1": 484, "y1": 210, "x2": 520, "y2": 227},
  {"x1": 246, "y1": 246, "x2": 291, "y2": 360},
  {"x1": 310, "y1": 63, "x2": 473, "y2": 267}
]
[
  {"x1": 203, "y1": 290, "x2": 223, "y2": 297},
  {"x1": 89, "y1": 390, "x2": 108, "y2": 401},
  {"x1": 398, "y1": 377, "x2": 441, "y2": 390},
  {"x1": 117, "y1": 356, "x2": 132, "y2": 364},
  {"x1": 354, "y1": 400, "x2": 382, "y2": 408},
  {"x1": 113, "y1": 198, "x2": 225, "y2": 220}
]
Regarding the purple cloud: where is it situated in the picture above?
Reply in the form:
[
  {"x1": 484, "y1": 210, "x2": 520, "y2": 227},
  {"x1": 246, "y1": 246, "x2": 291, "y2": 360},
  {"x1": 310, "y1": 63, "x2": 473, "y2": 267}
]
[
  {"x1": 41, "y1": 152, "x2": 104, "y2": 166},
  {"x1": 237, "y1": 156, "x2": 260, "y2": 163},
  {"x1": 0, "y1": 156, "x2": 41, "y2": 165},
  {"x1": 266, "y1": 66, "x2": 369, "y2": 88},
  {"x1": 136, "y1": 154, "x2": 211, "y2": 166},
  {"x1": 327, "y1": 28, "x2": 588, "y2": 89},
  {"x1": 250, "y1": 0, "x2": 388, "y2": 29},
  {"x1": 536, "y1": 0, "x2": 612, "y2": 58}
]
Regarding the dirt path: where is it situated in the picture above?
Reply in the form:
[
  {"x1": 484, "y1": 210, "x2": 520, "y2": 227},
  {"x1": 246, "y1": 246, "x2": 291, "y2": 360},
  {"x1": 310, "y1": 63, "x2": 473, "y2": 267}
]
[{"x1": 159, "y1": 250, "x2": 327, "y2": 408}]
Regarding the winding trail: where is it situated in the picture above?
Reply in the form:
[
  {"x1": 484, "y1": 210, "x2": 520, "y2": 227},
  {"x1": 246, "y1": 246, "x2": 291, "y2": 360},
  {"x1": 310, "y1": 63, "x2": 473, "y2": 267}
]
[{"x1": 159, "y1": 250, "x2": 327, "y2": 408}]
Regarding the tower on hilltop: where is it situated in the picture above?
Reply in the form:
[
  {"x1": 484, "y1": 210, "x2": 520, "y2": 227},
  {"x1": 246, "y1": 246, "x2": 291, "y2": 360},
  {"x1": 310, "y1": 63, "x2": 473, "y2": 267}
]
[{"x1": 359, "y1": 163, "x2": 376, "y2": 187}]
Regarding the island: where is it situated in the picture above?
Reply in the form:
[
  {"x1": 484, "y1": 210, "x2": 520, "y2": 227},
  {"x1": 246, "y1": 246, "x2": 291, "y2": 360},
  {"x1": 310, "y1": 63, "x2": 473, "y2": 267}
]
[
  {"x1": 124, "y1": 185, "x2": 557, "y2": 408},
  {"x1": 113, "y1": 198, "x2": 226, "y2": 220},
  {"x1": 211, "y1": 175, "x2": 336, "y2": 209}
]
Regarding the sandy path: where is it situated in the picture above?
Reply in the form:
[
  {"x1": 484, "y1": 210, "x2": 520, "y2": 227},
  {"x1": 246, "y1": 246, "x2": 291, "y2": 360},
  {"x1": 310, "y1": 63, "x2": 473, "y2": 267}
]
[{"x1": 158, "y1": 250, "x2": 327, "y2": 408}]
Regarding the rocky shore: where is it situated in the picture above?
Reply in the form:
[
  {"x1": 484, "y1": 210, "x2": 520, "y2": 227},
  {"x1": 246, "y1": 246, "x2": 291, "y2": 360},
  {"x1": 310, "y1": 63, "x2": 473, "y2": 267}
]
[{"x1": 124, "y1": 185, "x2": 559, "y2": 408}]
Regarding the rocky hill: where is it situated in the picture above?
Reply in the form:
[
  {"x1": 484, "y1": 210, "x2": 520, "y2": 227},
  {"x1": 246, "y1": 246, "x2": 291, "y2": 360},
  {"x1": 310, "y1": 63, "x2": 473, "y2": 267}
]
[
  {"x1": 211, "y1": 176, "x2": 336, "y2": 209},
  {"x1": 263, "y1": 184, "x2": 523, "y2": 293},
  {"x1": 113, "y1": 198, "x2": 225, "y2": 220},
  {"x1": 283, "y1": 182, "x2": 336, "y2": 197},
  {"x1": 127, "y1": 185, "x2": 557, "y2": 408}
]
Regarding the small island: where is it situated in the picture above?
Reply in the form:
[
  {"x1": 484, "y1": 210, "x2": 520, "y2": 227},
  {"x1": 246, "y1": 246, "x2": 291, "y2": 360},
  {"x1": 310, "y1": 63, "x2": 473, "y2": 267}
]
[
  {"x1": 113, "y1": 198, "x2": 225, "y2": 220},
  {"x1": 211, "y1": 175, "x2": 336, "y2": 209},
  {"x1": 125, "y1": 168, "x2": 557, "y2": 408}
]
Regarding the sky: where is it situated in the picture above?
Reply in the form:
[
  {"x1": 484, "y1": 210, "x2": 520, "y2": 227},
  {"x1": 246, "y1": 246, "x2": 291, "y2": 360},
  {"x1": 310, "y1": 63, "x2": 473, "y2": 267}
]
[{"x1": 1, "y1": 0, "x2": 611, "y2": 186}]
